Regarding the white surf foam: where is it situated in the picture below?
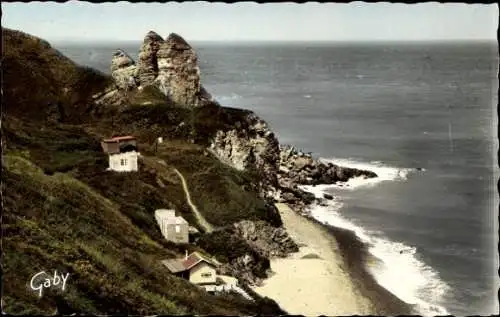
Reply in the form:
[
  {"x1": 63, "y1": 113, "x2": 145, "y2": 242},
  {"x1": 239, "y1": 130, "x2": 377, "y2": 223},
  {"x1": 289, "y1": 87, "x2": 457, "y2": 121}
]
[
  {"x1": 318, "y1": 157, "x2": 422, "y2": 190},
  {"x1": 215, "y1": 93, "x2": 242, "y2": 102},
  {"x1": 299, "y1": 161, "x2": 450, "y2": 316}
]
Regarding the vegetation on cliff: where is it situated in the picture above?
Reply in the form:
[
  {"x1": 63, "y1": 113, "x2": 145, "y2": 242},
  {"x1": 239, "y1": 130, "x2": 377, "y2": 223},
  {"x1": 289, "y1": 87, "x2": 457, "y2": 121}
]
[{"x1": 2, "y1": 28, "x2": 285, "y2": 315}]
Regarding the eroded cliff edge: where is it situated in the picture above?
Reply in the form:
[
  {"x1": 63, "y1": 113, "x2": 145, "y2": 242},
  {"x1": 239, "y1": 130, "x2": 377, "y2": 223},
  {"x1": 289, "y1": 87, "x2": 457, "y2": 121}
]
[
  {"x1": 99, "y1": 30, "x2": 378, "y2": 214},
  {"x1": 95, "y1": 30, "x2": 380, "y2": 284},
  {"x1": 93, "y1": 29, "x2": 379, "y2": 283}
]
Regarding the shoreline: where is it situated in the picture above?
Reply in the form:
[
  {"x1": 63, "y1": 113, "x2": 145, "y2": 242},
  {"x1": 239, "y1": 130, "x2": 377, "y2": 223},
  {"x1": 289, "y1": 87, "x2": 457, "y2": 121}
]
[
  {"x1": 252, "y1": 202, "x2": 414, "y2": 316},
  {"x1": 314, "y1": 217, "x2": 416, "y2": 315}
]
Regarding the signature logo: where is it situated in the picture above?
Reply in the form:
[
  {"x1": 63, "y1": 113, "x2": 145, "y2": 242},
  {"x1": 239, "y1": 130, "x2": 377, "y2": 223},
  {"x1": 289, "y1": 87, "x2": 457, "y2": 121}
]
[{"x1": 30, "y1": 270, "x2": 70, "y2": 297}]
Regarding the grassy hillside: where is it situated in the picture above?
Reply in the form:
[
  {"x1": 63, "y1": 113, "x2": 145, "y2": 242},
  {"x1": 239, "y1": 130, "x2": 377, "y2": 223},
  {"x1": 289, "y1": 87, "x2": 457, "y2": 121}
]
[
  {"x1": 3, "y1": 155, "x2": 279, "y2": 315},
  {"x1": 2, "y1": 28, "x2": 112, "y2": 123},
  {"x1": 2, "y1": 28, "x2": 286, "y2": 314}
]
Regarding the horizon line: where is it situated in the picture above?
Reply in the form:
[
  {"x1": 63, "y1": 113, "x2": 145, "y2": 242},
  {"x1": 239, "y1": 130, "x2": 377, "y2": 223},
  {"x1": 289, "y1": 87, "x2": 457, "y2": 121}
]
[{"x1": 51, "y1": 38, "x2": 497, "y2": 43}]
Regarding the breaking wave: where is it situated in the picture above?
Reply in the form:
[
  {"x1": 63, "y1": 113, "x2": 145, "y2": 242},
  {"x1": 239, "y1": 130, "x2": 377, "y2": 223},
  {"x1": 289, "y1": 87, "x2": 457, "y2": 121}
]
[
  {"x1": 214, "y1": 93, "x2": 242, "y2": 102},
  {"x1": 318, "y1": 157, "x2": 424, "y2": 190},
  {"x1": 299, "y1": 159, "x2": 449, "y2": 316}
]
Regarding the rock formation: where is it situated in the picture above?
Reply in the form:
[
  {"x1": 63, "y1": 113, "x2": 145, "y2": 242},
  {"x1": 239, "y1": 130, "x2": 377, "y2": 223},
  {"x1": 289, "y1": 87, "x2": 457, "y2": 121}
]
[
  {"x1": 108, "y1": 32, "x2": 203, "y2": 108},
  {"x1": 110, "y1": 50, "x2": 138, "y2": 91},
  {"x1": 232, "y1": 220, "x2": 299, "y2": 258},
  {"x1": 278, "y1": 144, "x2": 377, "y2": 186},
  {"x1": 154, "y1": 33, "x2": 201, "y2": 107},
  {"x1": 137, "y1": 31, "x2": 164, "y2": 87},
  {"x1": 210, "y1": 113, "x2": 280, "y2": 194},
  {"x1": 274, "y1": 144, "x2": 378, "y2": 213},
  {"x1": 212, "y1": 220, "x2": 298, "y2": 285},
  {"x1": 217, "y1": 253, "x2": 269, "y2": 286}
]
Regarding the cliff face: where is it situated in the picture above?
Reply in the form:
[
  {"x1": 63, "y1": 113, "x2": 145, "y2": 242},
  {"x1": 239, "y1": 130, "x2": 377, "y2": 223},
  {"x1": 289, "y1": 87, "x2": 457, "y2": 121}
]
[{"x1": 209, "y1": 112, "x2": 281, "y2": 193}]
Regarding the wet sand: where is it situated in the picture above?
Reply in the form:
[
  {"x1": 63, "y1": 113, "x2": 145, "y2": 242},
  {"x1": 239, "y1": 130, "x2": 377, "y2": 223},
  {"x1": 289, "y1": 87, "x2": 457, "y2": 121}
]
[{"x1": 252, "y1": 203, "x2": 413, "y2": 316}]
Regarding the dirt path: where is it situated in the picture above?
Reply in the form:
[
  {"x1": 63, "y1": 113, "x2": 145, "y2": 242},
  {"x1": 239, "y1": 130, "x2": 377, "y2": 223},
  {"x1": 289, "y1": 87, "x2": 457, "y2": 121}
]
[
  {"x1": 140, "y1": 155, "x2": 214, "y2": 233},
  {"x1": 171, "y1": 166, "x2": 214, "y2": 233}
]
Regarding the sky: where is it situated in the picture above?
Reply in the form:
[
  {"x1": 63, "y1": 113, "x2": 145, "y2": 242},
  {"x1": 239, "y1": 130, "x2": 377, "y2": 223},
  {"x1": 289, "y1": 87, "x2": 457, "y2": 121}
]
[{"x1": 2, "y1": 1, "x2": 498, "y2": 42}]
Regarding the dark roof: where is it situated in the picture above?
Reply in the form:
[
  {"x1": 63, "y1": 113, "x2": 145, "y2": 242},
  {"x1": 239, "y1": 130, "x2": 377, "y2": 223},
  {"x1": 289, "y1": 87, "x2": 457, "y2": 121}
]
[{"x1": 161, "y1": 259, "x2": 186, "y2": 274}]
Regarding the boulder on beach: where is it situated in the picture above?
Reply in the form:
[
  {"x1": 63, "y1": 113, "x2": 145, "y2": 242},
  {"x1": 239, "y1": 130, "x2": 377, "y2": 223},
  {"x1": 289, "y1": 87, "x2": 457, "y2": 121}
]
[{"x1": 323, "y1": 193, "x2": 334, "y2": 200}]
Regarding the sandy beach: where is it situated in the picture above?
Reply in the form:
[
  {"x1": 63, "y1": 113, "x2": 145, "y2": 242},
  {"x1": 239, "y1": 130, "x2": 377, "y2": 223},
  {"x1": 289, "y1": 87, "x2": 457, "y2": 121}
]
[{"x1": 252, "y1": 203, "x2": 376, "y2": 316}]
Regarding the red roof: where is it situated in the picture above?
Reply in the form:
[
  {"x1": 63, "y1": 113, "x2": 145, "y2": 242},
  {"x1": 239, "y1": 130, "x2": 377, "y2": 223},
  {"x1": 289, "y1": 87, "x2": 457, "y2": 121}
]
[
  {"x1": 103, "y1": 135, "x2": 136, "y2": 143},
  {"x1": 162, "y1": 252, "x2": 220, "y2": 274},
  {"x1": 181, "y1": 252, "x2": 219, "y2": 270}
]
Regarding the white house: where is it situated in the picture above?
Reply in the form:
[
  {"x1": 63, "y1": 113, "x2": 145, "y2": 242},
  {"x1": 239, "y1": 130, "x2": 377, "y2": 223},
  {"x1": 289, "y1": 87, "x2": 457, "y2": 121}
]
[
  {"x1": 155, "y1": 209, "x2": 189, "y2": 243},
  {"x1": 101, "y1": 135, "x2": 139, "y2": 172},
  {"x1": 108, "y1": 151, "x2": 139, "y2": 172}
]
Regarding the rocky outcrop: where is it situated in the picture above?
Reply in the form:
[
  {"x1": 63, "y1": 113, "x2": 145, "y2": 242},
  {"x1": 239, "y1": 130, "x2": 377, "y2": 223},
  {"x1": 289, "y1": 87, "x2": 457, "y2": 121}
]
[
  {"x1": 232, "y1": 220, "x2": 299, "y2": 258},
  {"x1": 137, "y1": 31, "x2": 164, "y2": 87},
  {"x1": 199, "y1": 84, "x2": 216, "y2": 105},
  {"x1": 110, "y1": 50, "x2": 138, "y2": 91},
  {"x1": 217, "y1": 253, "x2": 270, "y2": 286},
  {"x1": 210, "y1": 112, "x2": 280, "y2": 194},
  {"x1": 274, "y1": 145, "x2": 378, "y2": 213},
  {"x1": 209, "y1": 119, "x2": 378, "y2": 214},
  {"x1": 220, "y1": 220, "x2": 298, "y2": 285},
  {"x1": 154, "y1": 33, "x2": 201, "y2": 107},
  {"x1": 278, "y1": 144, "x2": 377, "y2": 186},
  {"x1": 108, "y1": 31, "x2": 203, "y2": 108},
  {"x1": 275, "y1": 186, "x2": 316, "y2": 215}
]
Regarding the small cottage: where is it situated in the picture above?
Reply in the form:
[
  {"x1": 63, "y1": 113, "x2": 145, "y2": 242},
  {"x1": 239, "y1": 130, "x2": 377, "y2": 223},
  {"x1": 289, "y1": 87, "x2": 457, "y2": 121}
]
[
  {"x1": 155, "y1": 209, "x2": 189, "y2": 244},
  {"x1": 162, "y1": 251, "x2": 220, "y2": 285},
  {"x1": 162, "y1": 252, "x2": 254, "y2": 299},
  {"x1": 101, "y1": 135, "x2": 139, "y2": 172}
]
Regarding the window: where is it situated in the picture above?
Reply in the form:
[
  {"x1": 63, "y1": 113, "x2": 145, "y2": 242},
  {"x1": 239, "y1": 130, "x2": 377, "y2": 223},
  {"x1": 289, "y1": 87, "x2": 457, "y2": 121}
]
[
  {"x1": 120, "y1": 159, "x2": 128, "y2": 166},
  {"x1": 201, "y1": 272, "x2": 212, "y2": 278},
  {"x1": 175, "y1": 225, "x2": 181, "y2": 233}
]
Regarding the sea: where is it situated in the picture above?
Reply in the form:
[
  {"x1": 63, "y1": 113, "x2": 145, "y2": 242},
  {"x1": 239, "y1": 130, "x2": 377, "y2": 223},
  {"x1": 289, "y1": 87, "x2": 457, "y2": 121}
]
[{"x1": 55, "y1": 39, "x2": 499, "y2": 316}]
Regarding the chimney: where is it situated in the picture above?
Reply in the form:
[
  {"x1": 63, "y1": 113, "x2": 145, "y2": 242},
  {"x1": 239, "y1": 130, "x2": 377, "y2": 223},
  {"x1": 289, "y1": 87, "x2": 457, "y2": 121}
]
[{"x1": 185, "y1": 250, "x2": 188, "y2": 260}]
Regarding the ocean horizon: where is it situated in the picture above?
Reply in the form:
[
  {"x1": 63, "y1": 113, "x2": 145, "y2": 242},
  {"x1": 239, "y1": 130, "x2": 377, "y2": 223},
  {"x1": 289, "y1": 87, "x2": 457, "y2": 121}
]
[{"x1": 49, "y1": 38, "x2": 497, "y2": 49}]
